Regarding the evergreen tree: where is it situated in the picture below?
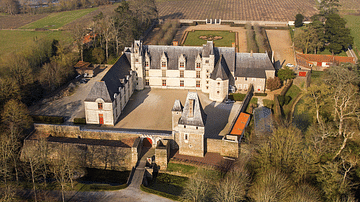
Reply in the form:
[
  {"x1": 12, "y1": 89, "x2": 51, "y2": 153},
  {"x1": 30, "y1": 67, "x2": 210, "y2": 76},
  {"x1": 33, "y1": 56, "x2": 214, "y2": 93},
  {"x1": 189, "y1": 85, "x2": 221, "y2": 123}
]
[{"x1": 325, "y1": 14, "x2": 353, "y2": 54}]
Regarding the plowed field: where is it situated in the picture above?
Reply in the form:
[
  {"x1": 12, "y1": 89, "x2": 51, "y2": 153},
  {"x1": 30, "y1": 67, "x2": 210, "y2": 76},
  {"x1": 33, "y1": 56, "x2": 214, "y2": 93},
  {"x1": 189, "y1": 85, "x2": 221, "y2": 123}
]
[{"x1": 156, "y1": 0, "x2": 318, "y2": 21}]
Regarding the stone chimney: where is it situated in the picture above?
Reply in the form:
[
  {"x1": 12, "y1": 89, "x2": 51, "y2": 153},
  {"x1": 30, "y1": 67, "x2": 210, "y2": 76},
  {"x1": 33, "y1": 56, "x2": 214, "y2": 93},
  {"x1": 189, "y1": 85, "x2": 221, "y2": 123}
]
[{"x1": 173, "y1": 40, "x2": 178, "y2": 46}]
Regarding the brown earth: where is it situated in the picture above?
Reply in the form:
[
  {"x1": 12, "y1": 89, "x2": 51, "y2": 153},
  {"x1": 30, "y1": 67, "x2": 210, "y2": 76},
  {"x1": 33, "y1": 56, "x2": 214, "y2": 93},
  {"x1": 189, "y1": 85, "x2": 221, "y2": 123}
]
[
  {"x1": 156, "y1": 0, "x2": 318, "y2": 21},
  {"x1": 266, "y1": 29, "x2": 295, "y2": 69},
  {"x1": 0, "y1": 13, "x2": 49, "y2": 29}
]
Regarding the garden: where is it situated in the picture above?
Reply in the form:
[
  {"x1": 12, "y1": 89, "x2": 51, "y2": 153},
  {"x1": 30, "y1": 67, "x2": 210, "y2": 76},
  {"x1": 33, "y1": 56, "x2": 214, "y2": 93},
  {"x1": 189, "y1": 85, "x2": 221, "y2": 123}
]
[{"x1": 183, "y1": 30, "x2": 235, "y2": 47}]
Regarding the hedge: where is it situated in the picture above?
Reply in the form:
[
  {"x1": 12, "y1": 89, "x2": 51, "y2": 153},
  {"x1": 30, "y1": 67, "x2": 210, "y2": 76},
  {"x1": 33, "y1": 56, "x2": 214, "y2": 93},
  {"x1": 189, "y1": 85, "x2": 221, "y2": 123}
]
[
  {"x1": 277, "y1": 95, "x2": 291, "y2": 106},
  {"x1": 228, "y1": 93, "x2": 246, "y2": 101},
  {"x1": 263, "y1": 99, "x2": 275, "y2": 109},
  {"x1": 74, "y1": 118, "x2": 86, "y2": 124},
  {"x1": 280, "y1": 80, "x2": 293, "y2": 96},
  {"x1": 254, "y1": 93, "x2": 267, "y2": 96},
  {"x1": 140, "y1": 185, "x2": 179, "y2": 201},
  {"x1": 32, "y1": 115, "x2": 64, "y2": 124}
]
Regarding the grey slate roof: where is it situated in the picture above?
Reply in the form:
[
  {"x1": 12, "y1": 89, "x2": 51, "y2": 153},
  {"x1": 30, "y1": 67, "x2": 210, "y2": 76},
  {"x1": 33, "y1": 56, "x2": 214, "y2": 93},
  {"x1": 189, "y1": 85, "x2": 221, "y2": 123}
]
[
  {"x1": 235, "y1": 53, "x2": 274, "y2": 78},
  {"x1": 178, "y1": 92, "x2": 207, "y2": 127},
  {"x1": 211, "y1": 55, "x2": 230, "y2": 80},
  {"x1": 85, "y1": 54, "x2": 132, "y2": 102},
  {"x1": 172, "y1": 100, "x2": 183, "y2": 111},
  {"x1": 144, "y1": 45, "x2": 203, "y2": 70},
  {"x1": 214, "y1": 47, "x2": 236, "y2": 73},
  {"x1": 202, "y1": 41, "x2": 214, "y2": 57}
]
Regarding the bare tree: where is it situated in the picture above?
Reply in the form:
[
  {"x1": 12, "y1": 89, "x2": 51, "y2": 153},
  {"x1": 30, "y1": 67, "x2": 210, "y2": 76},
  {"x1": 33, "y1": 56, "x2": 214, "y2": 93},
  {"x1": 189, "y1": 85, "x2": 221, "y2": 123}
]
[
  {"x1": 181, "y1": 171, "x2": 213, "y2": 202},
  {"x1": 23, "y1": 144, "x2": 42, "y2": 202},
  {"x1": 70, "y1": 23, "x2": 87, "y2": 62}
]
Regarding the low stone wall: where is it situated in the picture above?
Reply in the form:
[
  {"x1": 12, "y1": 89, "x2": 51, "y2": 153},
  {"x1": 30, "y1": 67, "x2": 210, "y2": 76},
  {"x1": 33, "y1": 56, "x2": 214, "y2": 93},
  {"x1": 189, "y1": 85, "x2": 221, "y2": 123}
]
[
  {"x1": 34, "y1": 123, "x2": 80, "y2": 133},
  {"x1": 22, "y1": 137, "x2": 132, "y2": 171},
  {"x1": 206, "y1": 138, "x2": 222, "y2": 154},
  {"x1": 221, "y1": 139, "x2": 240, "y2": 158}
]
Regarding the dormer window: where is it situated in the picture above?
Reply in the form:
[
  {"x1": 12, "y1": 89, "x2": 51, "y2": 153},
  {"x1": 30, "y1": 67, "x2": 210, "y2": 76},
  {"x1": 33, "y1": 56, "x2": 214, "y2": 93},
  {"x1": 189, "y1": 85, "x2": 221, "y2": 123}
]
[
  {"x1": 196, "y1": 63, "x2": 201, "y2": 68},
  {"x1": 180, "y1": 62, "x2": 185, "y2": 68},
  {"x1": 98, "y1": 103, "x2": 103, "y2": 109},
  {"x1": 179, "y1": 54, "x2": 186, "y2": 69},
  {"x1": 162, "y1": 62, "x2": 166, "y2": 68},
  {"x1": 145, "y1": 61, "x2": 149, "y2": 67},
  {"x1": 161, "y1": 52, "x2": 167, "y2": 69}
]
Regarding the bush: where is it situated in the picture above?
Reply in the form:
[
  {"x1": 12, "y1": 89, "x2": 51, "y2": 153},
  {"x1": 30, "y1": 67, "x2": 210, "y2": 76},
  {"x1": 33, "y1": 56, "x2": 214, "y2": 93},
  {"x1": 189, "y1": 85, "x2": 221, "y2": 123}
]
[
  {"x1": 229, "y1": 93, "x2": 246, "y2": 101},
  {"x1": 277, "y1": 95, "x2": 291, "y2": 106},
  {"x1": 254, "y1": 24, "x2": 266, "y2": 53},
  {"x1": 254, "y1": 93, "x2": 267, "y2": 96},
  {"x1": 245, "y1": 23, "x2": 258, "y2": 53},
  {"x1": 295, "y1": 14, "x2": 304, "y2": 28},
  {"x1": 74, "y1": 118, "x2": 86, "y2": 124},
  {"x1": 32, "y1": 115, "x2": 64, "y2": 124},
  {"x1": 266, "y1": 77, "x2": 281, "y2": 91},
  {"x1": 263, "y1": 99, "x2": 274, "y2": 109}
]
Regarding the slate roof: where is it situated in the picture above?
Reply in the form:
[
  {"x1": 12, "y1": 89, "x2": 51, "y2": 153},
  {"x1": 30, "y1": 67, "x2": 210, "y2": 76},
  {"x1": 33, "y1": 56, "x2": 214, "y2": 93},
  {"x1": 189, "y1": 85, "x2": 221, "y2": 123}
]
[
  {"x1": 85, "y1": 54, "x2": 131, "y2": 102},
  {"x1": 214, "y1": 47, "x2": 236, "y2": 73},
  {"x1": 178, "y1": 92, "x2": 207, "y2": 127},
  {"x1": 144, "y1": 45, "x2": 203, "y2": 70},
  {"x1": 211, "y1": 55, "x2": 230, "y2": 80},
  {"x1": 172, "y1": 100, "x2": 183, "y2": 111},
  {"x1": 235, "y1": 53, "x2": 274, "y2": 78}
]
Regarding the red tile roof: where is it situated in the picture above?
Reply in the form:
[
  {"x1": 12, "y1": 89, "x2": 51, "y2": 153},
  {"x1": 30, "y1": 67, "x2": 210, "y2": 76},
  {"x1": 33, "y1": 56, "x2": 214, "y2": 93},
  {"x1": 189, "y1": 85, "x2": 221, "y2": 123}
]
[
  {"x1": 297, "y1": 53, "x2": 356, "y2": 64},
  {"x1": 230, "y1": 112, "x2": 250, "y2": 136},
  {"x1": 74, "y1": 61, "x2": 92, "y2": 69}
]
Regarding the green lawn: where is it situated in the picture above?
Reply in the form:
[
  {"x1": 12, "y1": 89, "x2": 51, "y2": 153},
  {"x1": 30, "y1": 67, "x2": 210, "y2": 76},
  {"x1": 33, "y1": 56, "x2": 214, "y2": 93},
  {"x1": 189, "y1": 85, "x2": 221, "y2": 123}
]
[
  {"x1": 144, "y1": 173, "x2": 188, "y2": 199},
  {"x1": 343, "y1": 15, "x2": 360, "y2": 57},
  {"x1": 167, "y1": 163, "x2": 197, "y2": 175},
  {"x1": 20, "y1": 7, "x2": 98, "y2": 29},
  {"x1": 0, "y1": 30, "x2": 72, "y2": 56},
  {"x1": 183, "y1": 30, "x2": 235, "y2": 47},
  {"x1": 283, "y1": 85, "x2": 302, "y2": 115}
]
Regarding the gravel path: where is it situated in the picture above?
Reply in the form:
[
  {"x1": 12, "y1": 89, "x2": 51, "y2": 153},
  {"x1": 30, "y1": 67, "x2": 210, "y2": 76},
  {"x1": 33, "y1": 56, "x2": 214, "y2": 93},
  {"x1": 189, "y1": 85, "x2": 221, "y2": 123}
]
[{"x1": 266, "y1": 29, "x2": 295, "y2": 69}]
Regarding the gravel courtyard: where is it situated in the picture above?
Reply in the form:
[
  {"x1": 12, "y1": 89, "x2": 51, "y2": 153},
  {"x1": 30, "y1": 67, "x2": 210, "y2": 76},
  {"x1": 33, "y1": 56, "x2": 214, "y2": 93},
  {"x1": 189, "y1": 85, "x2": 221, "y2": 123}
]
[{"x1": 115, "y1": 88, "x2": 241, "y2": 139}]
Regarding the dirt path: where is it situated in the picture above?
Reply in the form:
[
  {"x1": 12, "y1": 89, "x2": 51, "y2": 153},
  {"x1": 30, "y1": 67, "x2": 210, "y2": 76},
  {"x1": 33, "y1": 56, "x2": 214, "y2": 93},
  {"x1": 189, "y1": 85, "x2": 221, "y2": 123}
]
[{"x1": 266, "y1": 29, "x2": 295, "y2": 69}]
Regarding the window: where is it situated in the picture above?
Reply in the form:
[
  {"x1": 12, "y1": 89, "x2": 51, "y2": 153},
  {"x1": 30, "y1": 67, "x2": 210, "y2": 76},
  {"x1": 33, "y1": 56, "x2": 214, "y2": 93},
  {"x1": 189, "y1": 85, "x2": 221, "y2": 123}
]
[
  {"x1": 206, "y1": 86, "x2": 209, "y2": 89},
  {"x1": 145, "y1": 69, "x2": 149, "y2": 77},
  {"x1": 184, "y1": 133, "x2": 189, "y2": 143},
  {"x1": 217, "y1": 82, "x2": 220, "y2": 85},
  {"x1": 217, "y1": 91, "x2": 220, "y2": 94},
  {"x1": 206, "y1": 81, "x2": 209, "y2": 84},
  {"x1": 206, "y1": 70, "x2": 209, "y2": 73},
  {"x1": 162, "y1": 79, "x2": 166, "y2": 86},
  {"x1": 196, "y1": 71, "x2": 200, "y2": 78},
  {"x1": 196, "y1": 63, "x2": 201, "y2": 68},
  {"x1": 180, "y1": 70, "x2": 184, "y2": 78},
  {"x1": 162, "y1": 61, "x2": 166, "y2": 68},
  {"x1": 245, "y1": 77, "x2": 247, "y2": 81},
  {"x1": 180, "y1": 62, "x2": 184, "y2": 68},
  {"x1": 205, "y1": 60, "x2": 209, "y2": 63},
  {"x1": 145, "y1": 61, "x2": 149, "y2": 67},
  {"x1": 180, "y1": 80, "x2": 184, "y2": 87},
  {"x1": 98, "y1": 103, "x2": 103, "y2": 109},
  {"x1": 135, "y1": 59, "x2": 139, "y2": 62},
  {"x1": 145, "y1": 79, "x2": 149, "y2": 86},
  {"x1": 196, "y1": 80, "x2": 200, "y2": 88},
  {"x1": 252, "y1": 78, "x2": 256, "y2": 82},
  {"x1": 206, "y1": 75, "x2": 209, "y2": 79},
  {"x1": 162, "y1": 70, "x2": 166, "y2": 77}
]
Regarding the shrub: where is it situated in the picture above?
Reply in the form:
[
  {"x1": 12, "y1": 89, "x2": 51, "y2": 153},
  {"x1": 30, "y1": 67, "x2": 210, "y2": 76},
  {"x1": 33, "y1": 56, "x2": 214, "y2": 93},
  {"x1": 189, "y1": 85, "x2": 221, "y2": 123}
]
[
  {"x1": 229, "y1": 93, "x2": 246, "y2": 101},
  {"x1": 263, "y1": 99, "x2": 275, "y2": 109},
  {"x1": 254, "y1": 93, "x2": 267, "y2": 96},
  {"x1": 74, "y1": 118, "x2": 86, "y2": 124},
  {"x1": 266, "y1": 77, "x2": 281, "y2": 91},
  {"x1": 277, "y1": 95, "x2": 291, "y2": 106},
  {"x1": 254, "y1": 24, "x2": 266, "y2": 53},
  {"x1": 295, "y1": 14, "x2": 304, "y2": 28},
  {"x1": 32, "y1": 115, "x2": 64, "y2": 124}
]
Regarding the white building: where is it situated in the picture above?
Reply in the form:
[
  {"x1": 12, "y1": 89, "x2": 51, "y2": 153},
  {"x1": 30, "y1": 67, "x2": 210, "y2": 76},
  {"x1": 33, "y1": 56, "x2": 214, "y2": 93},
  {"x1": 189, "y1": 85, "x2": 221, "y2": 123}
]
[{"x1": 84, "y1": 40, "x2": 275, "y2": 125}]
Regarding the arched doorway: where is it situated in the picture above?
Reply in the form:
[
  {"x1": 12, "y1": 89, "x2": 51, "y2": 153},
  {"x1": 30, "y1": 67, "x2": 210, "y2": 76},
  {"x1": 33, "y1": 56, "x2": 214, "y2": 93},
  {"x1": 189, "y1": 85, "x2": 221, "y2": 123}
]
[{"x1": 143, "y1": 137, "x2": 152, "y2": 147}]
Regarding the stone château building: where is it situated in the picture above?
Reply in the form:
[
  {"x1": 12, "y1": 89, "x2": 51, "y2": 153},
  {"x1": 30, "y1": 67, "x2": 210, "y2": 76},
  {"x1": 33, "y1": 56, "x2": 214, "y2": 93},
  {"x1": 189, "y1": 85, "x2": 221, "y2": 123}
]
[{"x1": 84, "y1": 40, "x2": 275, "y2": 126}]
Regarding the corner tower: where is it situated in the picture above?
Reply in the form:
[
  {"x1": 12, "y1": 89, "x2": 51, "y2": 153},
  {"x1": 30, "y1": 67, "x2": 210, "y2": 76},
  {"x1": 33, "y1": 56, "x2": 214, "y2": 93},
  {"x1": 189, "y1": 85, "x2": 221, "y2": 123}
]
[
  {"x1": 130, "y1": 40, "x2": 145, "y2": 90},
  {"x1": 176, "y1": 92, "x2": 207, "y2": 157},
  {"x1": 209, "y1": 55, "x2": 229, "y2": 102}
]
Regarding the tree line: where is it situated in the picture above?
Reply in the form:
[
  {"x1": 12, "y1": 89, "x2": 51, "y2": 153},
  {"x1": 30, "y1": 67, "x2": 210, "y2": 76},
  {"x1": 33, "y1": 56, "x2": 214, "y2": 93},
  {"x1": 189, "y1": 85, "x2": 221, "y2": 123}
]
[
  {"x1": 181, "y1": 64, "x2": 360, "y2": 201},
  {"x1": 294, "y1": 0, "x2": 353, "y2": 54},
  {"x1": 74, "y1": 0, "x2": 157, "y2": 64}
]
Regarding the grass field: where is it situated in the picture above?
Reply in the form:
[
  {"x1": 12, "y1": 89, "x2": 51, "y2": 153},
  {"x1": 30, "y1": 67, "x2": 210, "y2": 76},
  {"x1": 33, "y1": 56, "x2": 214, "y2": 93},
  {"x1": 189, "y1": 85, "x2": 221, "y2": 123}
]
[
  {"x1": 183, "y1": 30, "x2": 235, "y2": 47},
  {"x1": 20, "y1": 7, "x2": 98, "y2": 29},
  {"x1": 283, "y1": 84, "x2": 302, "y2": 115},
  {"x1": 343, "y1": 15, "x2": 360, "y2": 56},
  {"x1": 0, "y1": 30, "x2": 72, "y2": 56}
]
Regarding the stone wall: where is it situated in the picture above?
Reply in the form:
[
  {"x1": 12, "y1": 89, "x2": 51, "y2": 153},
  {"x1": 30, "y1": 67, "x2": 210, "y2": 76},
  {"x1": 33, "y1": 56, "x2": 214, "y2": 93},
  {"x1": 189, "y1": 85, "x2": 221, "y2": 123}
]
[
  {"x1": 22, "y1": 137, "x2": 133, "y2": 171},
  {"x1": 206, "y1": 138, "x2": 222, "y2": 153},
  {"x1": 155, "y1": 139, "x2": 170, "y2": 170},
  {"x1": 131, "y1": 137, "x2": 142, "y2": 167},
  {"x1": 34, "y1": 124, "x2": 80, "y2": 133},
  {"x1": 221, "y1": 139, "x2": 240, "y2": 158}
]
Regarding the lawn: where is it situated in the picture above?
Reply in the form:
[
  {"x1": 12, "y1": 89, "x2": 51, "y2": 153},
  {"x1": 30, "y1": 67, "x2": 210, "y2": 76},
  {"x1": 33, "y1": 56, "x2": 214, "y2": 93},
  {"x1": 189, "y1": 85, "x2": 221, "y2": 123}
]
[
  {"x1": 167, "y1": 163, "x2": 197, "y2": 175},
  {"x1": 343, "y1": 15, "x2": 360, "y2": 57},
  {"x1": 310, "y1": 70, "x2": 323, "y2": 84},
  {"x1": 20, "y1": 7, "x2": 98, "y2": 29},
  {"x1": 283, "y1": 84, "x2": 302, "y2": 115},
  {"x1": 0, "y1": 30, "x2": 72, "y2": 57},
  {"x1": 183, "y1": 30, "x2": 235, "y2": 47}
]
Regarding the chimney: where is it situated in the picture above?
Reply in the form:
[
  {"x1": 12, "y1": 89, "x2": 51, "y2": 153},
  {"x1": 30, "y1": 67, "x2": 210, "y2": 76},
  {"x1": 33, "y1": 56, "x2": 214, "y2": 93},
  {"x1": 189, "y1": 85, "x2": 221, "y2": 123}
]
[
  {"x1": 250, "y1": 50, "x2": 253, "y2": 57},
  {"x1": 173, "y1": 40, "x2": 178, "y2": 46},
  {"x1": 232, "y1": 42, "x2": 235, "y2": 48}
]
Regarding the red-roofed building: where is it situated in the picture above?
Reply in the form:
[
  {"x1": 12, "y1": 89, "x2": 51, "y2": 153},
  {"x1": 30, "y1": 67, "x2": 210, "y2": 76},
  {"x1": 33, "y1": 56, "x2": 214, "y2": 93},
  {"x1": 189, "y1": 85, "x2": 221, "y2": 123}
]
[
  {"x1": 296, "y1": 53, "x2": 356, "y2": 71},
  {"x1": 230, "y1": 112, "x2": 251, "y2": 136}
]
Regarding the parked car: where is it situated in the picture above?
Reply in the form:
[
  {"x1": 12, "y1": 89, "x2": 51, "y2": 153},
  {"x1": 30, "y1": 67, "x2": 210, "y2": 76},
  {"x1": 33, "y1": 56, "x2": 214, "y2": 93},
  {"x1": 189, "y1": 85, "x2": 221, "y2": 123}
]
[
  {"x1": 225, "y1": 99, "x2": 235, "y2": 104},
  {"x1": 286, "y1": 63, "x2": 295, "y2": 68}
]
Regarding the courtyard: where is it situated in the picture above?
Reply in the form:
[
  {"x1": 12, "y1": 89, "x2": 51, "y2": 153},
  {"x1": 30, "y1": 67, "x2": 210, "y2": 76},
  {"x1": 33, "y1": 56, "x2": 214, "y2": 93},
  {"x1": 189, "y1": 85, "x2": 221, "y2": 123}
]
[{"x1": 114, "y1": 88, "x2": 241, "y2": 139}]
